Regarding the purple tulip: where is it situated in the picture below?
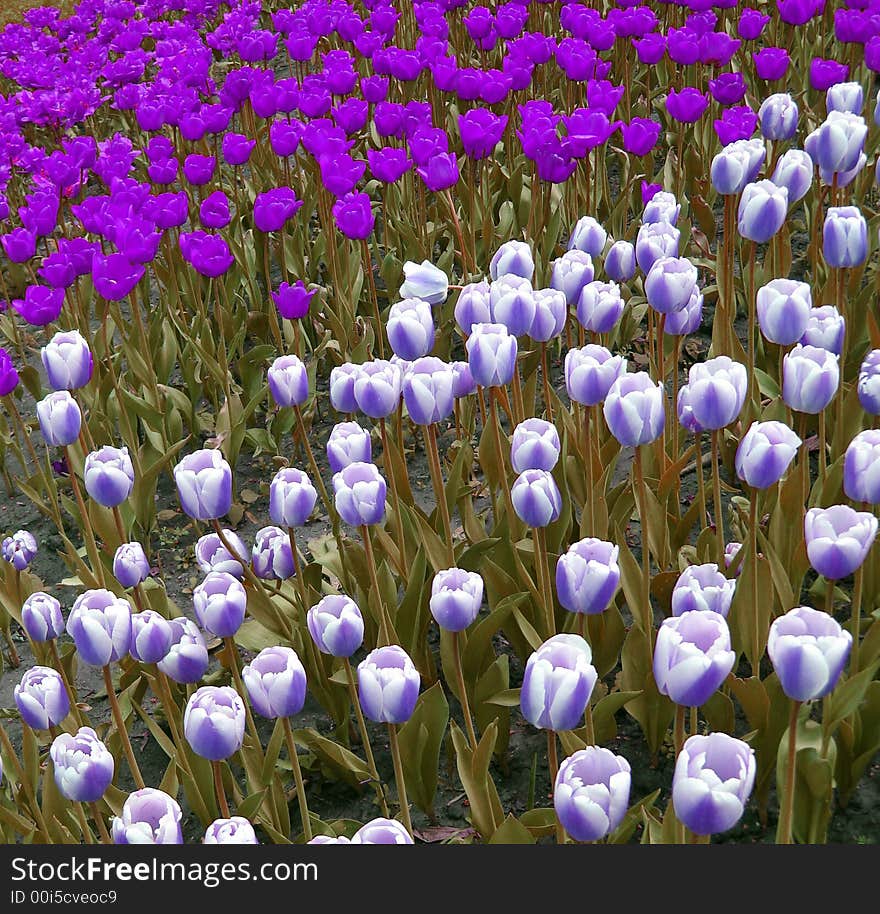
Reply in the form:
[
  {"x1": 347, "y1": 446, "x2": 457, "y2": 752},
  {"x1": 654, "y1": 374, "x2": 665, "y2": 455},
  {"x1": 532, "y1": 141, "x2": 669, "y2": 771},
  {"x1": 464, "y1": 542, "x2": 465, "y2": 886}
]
[
  {"x1": 556, "y1": 538, "x2": 620, "y2": 616},
  {"x1": 735, "y1": 421, "x2": 801, "y2": 489},
  {"x1": 673, "y1": 734, "x2": 755, "y2": 836},
  {"x1": 603, "y1": 372, "x2": 666, "y2": 446},
  {"x1": 358, "y1": 644, "x2": 420, "y2": 724},
  {"x1": 671, "y1": 564, "x2": 736, "y2": 617},
  {"x1": 490, "y1": 240, "x2": 535, "y2": 282},
  {"x1": 269, "y1": 467, "x2": 318, "y2": 528},
  {"x1": 521, "y1": 634, "x2": 597, "y2": 731},
  {"x1": 604, "y1": 241, "x2": 636, "y2": 282},
  {"x1": 173, "y1": 449, "x2": 233, "y2": 521},
  {"x1": 333, "y1": 462, "x2": 386, "y2": 527},
  {"x1": 83, "y1": 445, "x2": 134, "y2": 507},
  {"x1": 511, "y1": 469, "x2": 562, "y2": 528},
  {"x1": 568, "y1": 217, "x2": 607, "y2": 258},
  {"x1": 268, "y1": 354, "x2": 309, "y2": 408},
  {"x1": 823, "y1": 206, "x2": 867, "y2": 268},
  {"x1": 112, "y1": 788, "x2": 182, "y2": 845},
  {"x1": 308, "y1": 595, "x2": 364, "y2": 657},
  {"x1": 645, "y1": 257, "x2": 698, "y2": 315},
  {"x1": 243, "y1": 646, "x2": 307, "y2": 719},
  {"x1": 41, "y1": 330, "x2": 93, "y2": 391},
  {"x1": 782, "y1": 345, "x2": 839, "y2": 415},
  {"x1": 402, "y1": 357, "x2": 454, "y2": 426},
  {"x1": 687, "y1": 357, "x2": 747, "y2": 430},
  {"x1": 158, "y1": 619, "x2": 209, "y2": 685},
  {"x1": 758, "y1": 93, "x2": 799, "y2": 141},
  {"x1": 252, "y1": 526, "x2": 295, "y2": 581},
  {"x1": 429, "y1": 568, "x2": 484, "y2": 632},
  {"x1": 193, "y1": 571, "x2": 246, "y2": 639},
  {"x1": 491, "y1": 276, "x2": 536, "y2": 338},
  {"x1": 272, "y1": 282, "x2": 314, "y2": 320},
  {"x1": 565, "y1": 345, "x2": 626, "y2": 407},
  {"x1": 454, "y1": 281, "x2": 492, "y2": 333},
  {"x1": 768, "y1": 606, "x2": 852, "y2": 702},
  {"x1": 466, "y1": 323, "x2": 518, "y2": 388},
  {"x1": 635, "y1": 221, "x2": 680, "y2": 274},
  {"x1": 772, "y1": 149, "x2": 814, "y2": 205},
  {"x1": 66, "y1": 589, "x2": 132, "y2": 667},
  {"x1": 351, "y1": 818, "x2": 413, "y2": 844},
  {"x1": 800, "y1": 305, "x2": 845, "y2": 355},
  {"x1": 0, "y1": 348, "x2": 20, "y2": 397},
  {"x1": 15, "y1": 666, "x2": 69, "y2": 730},
  {"x1": 550, "y1": 251, "x2": 594, "y2": 305},
  {"x1": 666, "y1": 87, "x2": 709, "y2": 123},
  {"x1": 804, "y1": 506, "x2": 878, "y2": 580},
  {"x1": 737, "y1": 180, "x2": 788, "y2": 244},
  {"x1": 92, "y1": 254, "x2": 144, "y2": 301},
  {"x1": 353, "y1": 360, "x2": 402, "y2": 418},
  {"x1": 332, "y1": 192, "x2": 374, "y2": 239},
  {"x1": 130, "y1": 610, "x2": 173, "y2": 665},
  {"x1": 756, "y1": 279, "x2": 812, "y2": 346},
  {"x1": 710, "y1": 139, "x2": 765, "y2": 196},
  {"x1": 642, "y1": 192, "x2": 681, "y2": 227},
  {"x1": 21, "y1": 592, "x2": 64, "y2": 643},
  {"x1": 805, "y1": 111, "x2": 866, "y2": 176},
  {"x1": 50, "y1": 727, "x2": 114, "y2": 803},
  {"x1": 388, "y1": 298, "x2": 435, "y2": 361},
  {"x1": 577, "y1": 280, "x2": 624, "y2": 334},
  {"x1": 858, "y1": 351, "x2": 880, "y2": 416},
  {"x1": 36, "y1": 391, "x2": 81, "y2": 447},
  {"x1": 195, "y1": 530, "x2": 250, "y2": 579},
  {"x1": 184, "y1": 686, "x2": 246, "y2": 760},
  {"x1": 528, "y1": 289, "x2": 567, "y2": 343},
  {"x1": 554, "y1": 747, "x2": 631, "y2": 842},
  {"x1": 754, "y1": 47, "x2": 790, "y2": 81},
  {"x1": 511, "y1": 419, "x2": 560, "y2": 473},
  {"x1": 205, "y1": 817, "x2": 259, "y2": 844},
  {"x1": 2, "y1": 530, "x2": 37, "y2": 571}
]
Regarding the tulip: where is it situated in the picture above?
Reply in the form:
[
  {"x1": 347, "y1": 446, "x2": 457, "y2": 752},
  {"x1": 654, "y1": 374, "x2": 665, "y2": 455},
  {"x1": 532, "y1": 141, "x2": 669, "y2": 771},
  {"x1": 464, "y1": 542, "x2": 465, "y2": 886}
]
[
  {"x1": 2, "y1": 530, "x2": 37, "y2": 571},
  {"x1": 768, "y1": 606, "x2": 852, "y2": 702},
  {"x1": 653, "y1": 611, "x2": 736, "y2": 707},
  {"x1": 800, "y1": 305, "x2": 845, "y2": 355},
  {"x1": 550, "y1": 251, "x2": 594, "y2": 305},
  {"x1": 358, "y1": 645, "x2": 420, "y2": 724},
  {"x1": 352, "y1": 360, "x2": 402, "y2": 418},
  {"x1": 402, "y1": 357, "x2": 455, "y2": 425},
  {"x1": 50, "y1": 727, "x2": 114, "y2": 803},
  {"x1": 737, "y1": 180, "x2": 788, "y2": 243},
  {"x1": 568, "y1": 217, "x2": 607, "y2": 257},
  {"x1": 710, "y1": 139, "x2": 765, "y2": 196},
  {"x1": 308, "y1": 595, "x2": 364, "y2": 657},
  {"x1": 173, "y1": 450, "x2": 233, "y2": 521},
  {"x1": 41, "y1": 329, "x2": 93, "y2": 391},
  {"x1": 193, "y1": 572, "x2": 247, "y2": 638},
  {"x1": 858, "y1": 351, "x2": 880, "y2": 416},
  {"x1": 577, "y1": 280, "x2": 624, "y2": 334},
  {"x1": 326, "y1": 423, "x2": 371, "y2": 475},
  {"x1": 554, "y1": 747, "x2": 631, "y2": 842},
  {"x1": 565, "y1": 345, "x2": 626, "y2": 407},
  {"x1": 511, "y1": 469, "x2": 562, "y2": 528},
  {"x1": 195, "y1": 530, "x2": 250, "y2": 579},
  {"x1": 758, "y1": 93, "x2": 799, "y2": 141},
  {"x1": 805, "y1": 111, "x2": 866, "y2": 176},
  {"x1": 672, "y1": 733, "x2": 756, "y2": 836},
  {"x1": 429, "y1": 568, "x2": 483, "y2": 632},
  {"x1": 267, "y1": 354, "x2": 309, "y2": 408},
  {"x1": 252, "y1": 526, "x2": 295, "y2": 580},
  {"x1": 453, "y1": 281, "x2": 492, "y2": 335},
  {"x1": 269, "y1": 467, "x2": 318, "y2": 527},
  {"x1": 823, "y1": 206, "x2": 868, "y2": 268},
  {"x1": 604, "y1": 241, "x2": 636, "y2": 282},
  {"x1": 387, "y1": 298, "x2": 435, "y2": 361},
  {"x1": 329, "y1": 363, "x2": 362, "y2": 413},
  {"x1": 130, "y1": 611, "x2": 173, "y2": 665},
  {"x1": 184, "y1": 685, "x2": 246, "y2": 760},
  {"x1": 555, "y1": 538, "x2": 620, "y2": 616},
  {"x1": 687, "y1": 357, "x2": 747, "y2": 430},
  {"x1": 272, "y1": 281, "x2": 314, "y2": 320},
  {"x1": 756, "y1": 279, "x2": 812, "y2": 346},
  {"x1": 83, "y1": 446, "x2": 134, "y2": 507},
  {"x1": 243, "y1": 646, "x2": 307, "y2": 720},
  {"x1": 510, "y1": 419, "x2": 560, "y2": 473},
  {"x1": 635, "y1": 221, "x2": 680, "y2": 274},
  {"x1": 351, "y1": 818, "x2": 414, "y2": 844},
  {"x1": 398, "y1": 260, "x2": 448, "y2": 305},
  {"x1": 21, "y1": 592, "x2": 64, "y2": 643},
  {"x1": 492, "y1": 278, "x2": 536, "y2": 338},
  {"x1": 735, "y1": 421, "x2": 801, "y2": 489},
  {"x1": 66, "y1": 590, "x2": 132, "y2": 667},
  {"x1": 0, "y1": 348, "x2": 19, "y2": 397},
  {"x1": 604, "y1": 373, "x2": 666, "y2": 447},
  {"x1": 36, "y1": 391, "x2": 81, "y2": 447},
  {"x1": 15, "y1": 666, "x2": 69, "y2": 730},
  {"x1": 827, "y1": 82, "x2": 863, "y2": 115},
  {"x1": 204, "y1": 817, "x2": 259, "y2": 844},
  {"x1": 158, "y1": 618, "x2": 209, "y2": 684},
  {"x1": 490, "y1": 240, "x2": 535, "y2": 281},
  {"x1": 333, "y1": 462, "x2": 386, "y2": 527},
  {"x1": 112, "y1": 541, "x2": 150, "y2": 590},
  {"x1": 528, "y1": 289, "x2": 567, "y2": 343},
  {"x1": 771, "y1": 149, "x2": 814, "y2": 205},
  {"x1": 112, "y1": 788, "x2": 183, "y2": 844},
  {"x1": 671, "y1": 564, "x2": 736, "y2": 618},
  {"x1": 804, "y1": 506, "x2": 878, "y2": 580},
  {"x1": 642, "y1": 192, "x2": 680, "y2": 227},
  {"x1": 466, "y1": 323, "x2": 518, "y2": 388},
  {"x1": 521, "y1": 634, "x2": 597, "y2": 732},
  {"x1": 782, "y1": 345, "x2": 839, "y2": 414}
]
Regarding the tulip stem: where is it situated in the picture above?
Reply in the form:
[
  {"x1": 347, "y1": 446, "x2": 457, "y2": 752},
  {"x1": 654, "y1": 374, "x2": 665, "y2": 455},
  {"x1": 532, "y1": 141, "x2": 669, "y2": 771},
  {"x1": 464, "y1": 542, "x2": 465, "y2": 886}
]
[
  {"x1": 0, "y1": 722, "x2": 52, "y2": 841},
  {"x1": 633, "y1": 447, "x2": 654, "y2": 642},
  {"x1": 582, "y1": 406, "x2": 595, "y2": 537},
  {"x1": 746, "y1": 241, "x2": 756, "y2": 403},
  {"x1": 102, "y1": 665, "x2": 145, "y2": 789},
  {"x1": 540, "y1": 342, "x2": 554, "y2": 424},
  {"x1": 695, "y1": 432, "x2": 708, "y2": 535},
  {"x1": 489, "y1": 388, "x2": 514, "y2": 526},
  {"x1": 342, "y1": 658, "x2": 388, "y2": 816},
  {"x1": 452, "y1": 631, "x2": 478, "y2": 749},
  {"x1": 111, "y1": 505, "x2": 127, "y2": 545},
  {"x1": 534, "y1": 526, "x2": 555, "y2": 639},
  {"x1": 361, "y1": 525, "x2": 392, "y2": 645},
  {"x1": 65, "y1": 446, "x2": 106, "y2": 588},
  {"x1": 777, "y1": 700, "x2": 801, "y2": 845},
  {"x1": 387, "y1": 723, "x2": 413, "y2": 836},
  {"x1": 584, "y1": 699, "x2": 595, "y2": 746},
  {"x1": 749, "y1": 489, "x2": 761, "y2": 678},
  {"x1": 212, "y1": 760, "x2": 230, "y2": 819},
  {"x1": 380, "y1": 417, "x2": 409, "y2": 576},
  {"x1": 76, "y1": 802, "x2": 96, "y2": 844},
  {"x1": 547, "y1": 730, "x2": 564, "y2": 844},
  {"x1": 90, "y1": 802, "x2": 111, "y2": 843},
  {"x1": 850, "y1": 564, "x2": 863, "y2": 676},
  {"x1": 674, "y1": 705, "x2": 687, "y2": 844},
  {"x1": 818, "y1": 411, "x2": 827, "y2": 487},
  {"x1": 360, "y1": 238, "x2": 385, "y2": 359},
  {"x1": 281, "y1": 717, "x2": 312, "y2": 842},
  {"x1": 222, "y1": 638, "x2": 263, "y2": 755},
  {"x1": 425, "y1": 423, "x2": 455, "y2": 568},
  {"x1": 49, "y1": 639, "x2": 86, "y2": 727},
  {"x1": 710, "y1": 431, "x2": 725, "y2": 562}
]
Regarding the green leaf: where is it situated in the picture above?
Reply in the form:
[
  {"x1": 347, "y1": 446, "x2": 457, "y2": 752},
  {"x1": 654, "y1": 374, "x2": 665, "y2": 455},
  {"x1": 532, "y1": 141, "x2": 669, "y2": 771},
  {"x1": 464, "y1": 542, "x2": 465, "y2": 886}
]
[
  {"x1": 489, "y1": 814, "x2": 537, "y2": 844},
  {"x1": 398, "y1": 682, "x2": 449, "y2": 818}
]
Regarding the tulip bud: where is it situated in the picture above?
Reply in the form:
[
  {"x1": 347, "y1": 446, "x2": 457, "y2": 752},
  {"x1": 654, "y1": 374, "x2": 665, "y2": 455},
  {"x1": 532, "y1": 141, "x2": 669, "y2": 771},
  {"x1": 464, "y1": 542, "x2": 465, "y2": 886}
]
[
  {"x1": 326, "y1": 423, "x2": 371, "y2": 475},
  {"x1": 768, "y1": 606, "x2": 852, "y2": 701},
  {"x1": 2, "y1": 530, "x2": 37, "y2": 571},
  {"x1": 267, "y1": 354, "x2": 309, "y2": 408},
  {"x1": 492, "y1": 279, "x2": 536, "y2": 338},
  {"x1": 21, "y1": 591, "x2": 64, "y2": 643},
  {"x1": 554, "y1": 747, "x2": 631, "y2": 842},
  {"x1": 454, "y1": 280, "x2": 492, "y2": 335},
  {"x1": 41, "y1": 329, "x2": 93, "y2": 391},
  {"x1": 184, "y1": 685, "x2": 246, "y2": 760},
  {"x1": 387, "y1": 298, "x2": 435, "y2": 361},
  {"x1": 174, "y1": 449, "x2": 233, "y2": 521},
  {"x1": 466, "y1": 322, "x2": 518, "y2": 388},
  {"x1": 510, "y1": 419, "x2": 560, "y2": 473},
  {"x1": 329, "y1": 363, "x2": 361, "y2": 413},
  {"x1": 756, "y1": 279, "x2": 812, "y2": 346},
  {"x1": 635, "y1": 221, "x2": 680, "y2": 274},
  {"x1": 823, "y1": 205, "x2": 868, "y2": 268},
  {"x1": 358, "y1": 644, "x2": 420, "y2": 723},
  {"x1": 735, "y1": 420, "x2": 801, "y2": 489},
  {"x1": 800, "y1": 305, "x2": 844, "y2": 355},
  {"x1": 252, "y1": 526, "x2": 295, "y2": 580},
  {"x1": 687, "y1": 356, "x2": 747, "y2": 430},
  {"x1": 771, "y1": 149, "x2": 814, "y2": 205},
  {"x1": 550, "y1": 250, "x2": 594, "y2": 305},
  {"x1": 737, "y1": 180, "x2": 788, "y2": 244},
  {"x1": 577, "y1": 280, "x2": 624, "y2": 334},
  {"x1": 511, "y1": 469, "x2": 562, "y2": 528},
  {"x1": 826, "y1": 81, "x2": 863, "y2": 115},
  {"x1": 402, "y1": 357, "x2": 455, "y2": 425},
  {"x1": 112, "y1": 541, "x2": 150, "y2": 589},
  {"x1": 555, "y1": 538, "x2": 620, "y2": 616},
  {"x1": 36, "y1": 390, "x2": 81, "y2": 447},
  {"x1": 351, "y1": 818, "x2": 414, "y2": 844},
  {"x1": 565, "y1": 345, "x2": 626, "y2": 406},
  {"x1": 568, "y1": 216, "x2": 607, "y2": 257},
  {"x1": 653, "y1": 610, "x2": 736, "y2": 707},
  {"x1": 604, "y1": 241, "x2": 636, "y2": 282},
  {"x1": 353, "y1": 360, "x2": 402, "y2": 418},
  {"x1": 308, "y1": 594, "x2": 364, "y2": 657},
  {"x1": 50, "y1": 727, "x2": 114, "y2": 802},
  {"x1": 204, "y1": 817, "x2": 259, "y2": 844},
  {"x1": 158, "y1": 618, "x2": 209, "y2": 684},
  {"x1": 642, "y1": 192, "x2": 680, "y2": 226},
  {"x1": 804, "y1": 505, "x2": 878, "y2": 580},
  {"x1": 67, "y1": 590, "x2": 132, "y2": 666},
  {"x1": 490, "y1": 239, "x2": 535, "y2": 281},
  {"x1": 195, "y1": 530, "x2": 249, "y2": 579},
  {"x1": 112, "y1": 788, "x2": 183, "y2": 844},
  {"x1": 398, "y1": 259, "x2": 448, "y2": 305},
  {"x1": 83, "y1": 445, "x2": 134, "y2": 507},
  {"x1": 782, "y1": 344, "x2": 839, "y2": 414},
  {"x1": 15, "y1": 666, "x2": 69, "y2": 730},
  {"x1": 528, "y1": 289, "x2": 567, "y2": 342},
  {"x1": 758, "y1": 92, "x2": 799, "y2": 140},
  {"x1": 429, "y1": 567, "x2": 483, "y2": 632},
  {"x1": 243, "y1": 646, "x2": 307, "y2": 719},
  {"x1": 603, "y1": 372, "x2": 666, "y2": 447},
  {"x1": 673, "y1": 734, "x2": 755, "y2": 836},
  {"x1": 671, "y1": 563, "x2": 735, "y2": 617},
  {"x1": 645, "y1": 256, "x2": 698, "y2": 315},
  {"x1": 333, "y1": 462, "x2": 386, "y2": 527},
  {"x1": 193, "y1": 571, "x2": 246, "y2": 638},
  {"x1": 521, "y1": 634, "x2": 597, "y2": 731},
  {"x1": 269, "y1": 467, "x2": 318, "y2": 527}
]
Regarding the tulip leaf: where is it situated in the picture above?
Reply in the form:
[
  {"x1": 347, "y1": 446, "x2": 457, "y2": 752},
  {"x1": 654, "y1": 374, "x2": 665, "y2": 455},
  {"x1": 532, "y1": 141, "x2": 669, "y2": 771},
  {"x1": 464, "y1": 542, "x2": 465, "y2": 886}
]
[
  {"x1": 489, "y1": 813, "x2": 536, "y2": 844},
  {"x1": 398, "y1": 682, "x2": 449, "y2": 818}
]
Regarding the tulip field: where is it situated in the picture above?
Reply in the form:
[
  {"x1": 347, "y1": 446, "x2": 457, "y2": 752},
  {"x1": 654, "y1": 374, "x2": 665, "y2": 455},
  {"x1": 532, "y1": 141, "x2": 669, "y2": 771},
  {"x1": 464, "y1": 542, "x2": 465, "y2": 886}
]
[{"x1": 0, "y1": 0, "x2": 879, "y2": 848}]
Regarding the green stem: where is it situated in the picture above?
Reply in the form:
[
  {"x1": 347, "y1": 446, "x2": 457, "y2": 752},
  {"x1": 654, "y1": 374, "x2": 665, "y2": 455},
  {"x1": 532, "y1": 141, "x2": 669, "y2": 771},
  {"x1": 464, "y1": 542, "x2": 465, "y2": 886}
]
[
  {"x1": 282, "y1": 717, "x2": 312, "y2": 842},
  {"x1": 387, "y1": 723, "x2": 413, "y2": 836}
]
